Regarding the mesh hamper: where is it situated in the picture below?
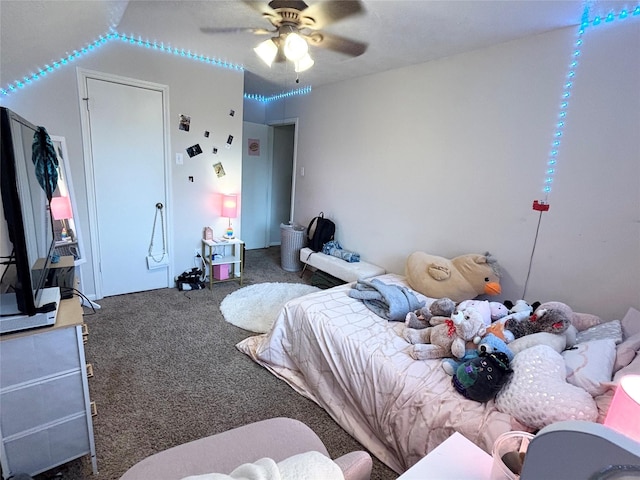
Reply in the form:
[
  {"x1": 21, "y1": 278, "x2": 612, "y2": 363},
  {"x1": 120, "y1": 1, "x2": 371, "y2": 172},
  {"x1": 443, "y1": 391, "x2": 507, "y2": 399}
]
[{"x1": 280, "y1": 223, "x2": 306, "y2": 272}]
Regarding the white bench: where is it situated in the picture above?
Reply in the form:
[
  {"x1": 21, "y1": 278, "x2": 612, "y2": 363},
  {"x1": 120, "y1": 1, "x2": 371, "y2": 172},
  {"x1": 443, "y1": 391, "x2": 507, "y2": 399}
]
[{"x1": 299, "y1": 247, "x2": 386, "y2": 283}]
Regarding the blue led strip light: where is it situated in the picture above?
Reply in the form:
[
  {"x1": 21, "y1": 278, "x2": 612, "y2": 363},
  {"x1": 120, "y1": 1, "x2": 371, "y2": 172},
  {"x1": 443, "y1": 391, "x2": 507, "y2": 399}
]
[
  {"x1": 539, "y1": 4, "x2": 640, "y2": 200},
  {"x1": 244, "y1": 85, "x2": 312, "y2": 103},
  {"x1": 1, "y1": 30, "x2": 243, "y2": 97}
]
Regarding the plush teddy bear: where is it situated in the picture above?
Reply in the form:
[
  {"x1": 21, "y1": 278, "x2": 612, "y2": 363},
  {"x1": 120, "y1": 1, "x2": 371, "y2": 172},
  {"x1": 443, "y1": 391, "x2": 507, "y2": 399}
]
[
  {"x1": 404, "y1": 307, "x2": 487, "y2": 360},
  {"x1": 405, "y1": 251, "x2": 501, "y2": 303},
  {"x1": 442, "y1": 333, "x2": 514, "y2": 376},
  {"x1": 505, "y1": 308, "x2": 570, "y2": 340},
  {"x1": 405, "y1": 297, "x2": 456, "y2": 330}
]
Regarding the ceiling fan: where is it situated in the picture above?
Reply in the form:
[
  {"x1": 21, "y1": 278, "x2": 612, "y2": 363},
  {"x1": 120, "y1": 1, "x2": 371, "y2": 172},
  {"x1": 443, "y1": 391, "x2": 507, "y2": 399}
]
[{"x1": 201, "y1": 0, "x2": 368, "y2": 72}]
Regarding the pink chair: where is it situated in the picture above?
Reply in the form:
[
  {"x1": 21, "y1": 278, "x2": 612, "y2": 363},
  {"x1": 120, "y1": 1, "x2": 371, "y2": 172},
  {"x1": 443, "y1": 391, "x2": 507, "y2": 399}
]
[{"x1": 120, "y1": 417, "x2": 372, "y2": 480}]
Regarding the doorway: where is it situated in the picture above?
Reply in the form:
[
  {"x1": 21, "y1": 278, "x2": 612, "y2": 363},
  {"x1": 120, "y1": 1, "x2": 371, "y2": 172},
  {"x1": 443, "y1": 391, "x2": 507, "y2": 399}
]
[
  {"x1": 78, "y1": 69, "x2": 171, "y2": 298},
  {"x1": 241, "y1": 120, "x2": 297, "y2": 250}
]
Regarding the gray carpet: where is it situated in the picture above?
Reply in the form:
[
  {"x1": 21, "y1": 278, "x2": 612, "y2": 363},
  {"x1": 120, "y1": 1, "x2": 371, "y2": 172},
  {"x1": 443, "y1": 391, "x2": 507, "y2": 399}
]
[{"x1": 33, "y1": 247, "x2": 397, "y2": 480}]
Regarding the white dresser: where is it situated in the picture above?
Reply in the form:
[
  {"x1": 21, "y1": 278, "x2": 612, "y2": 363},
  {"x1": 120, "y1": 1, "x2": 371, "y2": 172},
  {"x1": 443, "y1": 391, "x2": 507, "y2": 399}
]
[{"x1": 0, "y1": 297, "x2": 97, "y2": 478}]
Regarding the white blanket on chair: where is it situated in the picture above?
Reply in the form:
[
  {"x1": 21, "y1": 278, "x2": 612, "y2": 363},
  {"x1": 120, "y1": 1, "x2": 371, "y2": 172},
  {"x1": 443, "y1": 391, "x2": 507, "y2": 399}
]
[{"x1": 181, "y1": 451, "x2": 344, "y2": 480}]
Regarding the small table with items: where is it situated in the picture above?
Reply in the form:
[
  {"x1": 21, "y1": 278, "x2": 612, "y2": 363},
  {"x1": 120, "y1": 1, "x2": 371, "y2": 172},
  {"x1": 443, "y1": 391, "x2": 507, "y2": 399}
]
[
  {"x1": 201, "y1": 238, "x2": 244, "y2": 288},
  {"x1": 397, "y1": 432, "x2": 493, "y2": 479}
]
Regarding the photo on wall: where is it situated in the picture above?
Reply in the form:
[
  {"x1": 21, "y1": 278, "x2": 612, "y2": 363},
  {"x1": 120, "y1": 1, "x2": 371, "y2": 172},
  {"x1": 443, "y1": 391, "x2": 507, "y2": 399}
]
[
  {"x1": 213, "y1": 162, "x2": 226, "y2": 178},
  {"x1": 248, "y1": 138, "x2": 260, "y2": 156},
  {"x1": 186, "y1": 144, "x2": 202, "y2": 158},
  {"x1": 178, "y1": 114, "x2": 191, "y2": 132}
]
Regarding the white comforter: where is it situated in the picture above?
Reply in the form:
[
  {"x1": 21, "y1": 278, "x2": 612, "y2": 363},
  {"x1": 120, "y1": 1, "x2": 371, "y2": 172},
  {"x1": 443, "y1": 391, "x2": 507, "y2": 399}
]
[{"x1": 236, "y1": 274, "x2": 513, "y2": 474}]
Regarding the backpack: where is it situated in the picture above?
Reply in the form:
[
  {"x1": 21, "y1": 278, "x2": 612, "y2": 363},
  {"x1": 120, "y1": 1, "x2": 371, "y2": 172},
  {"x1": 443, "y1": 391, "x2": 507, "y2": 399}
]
[{"x1": 307, "y1": 212, "x2": 335, "y2": 252}]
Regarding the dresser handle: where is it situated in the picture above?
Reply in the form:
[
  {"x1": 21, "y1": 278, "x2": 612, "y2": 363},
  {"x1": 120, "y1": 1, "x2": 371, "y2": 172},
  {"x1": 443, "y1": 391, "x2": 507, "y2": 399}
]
[
  {"x1": 81, "y1": 323, "x2": 89, "y2": 335},
  {"x1": 90, "y1": 401, "x2": 98, "y2": 417},
  {"x1": 86, "y1": 363, "x2": 94, "y2": 378}
]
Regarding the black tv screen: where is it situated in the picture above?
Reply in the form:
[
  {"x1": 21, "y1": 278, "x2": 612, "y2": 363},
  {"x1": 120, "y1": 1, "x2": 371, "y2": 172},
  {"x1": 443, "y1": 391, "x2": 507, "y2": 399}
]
[{"x1": 0, "y1": 107, "x2": 57, "y2": 316}]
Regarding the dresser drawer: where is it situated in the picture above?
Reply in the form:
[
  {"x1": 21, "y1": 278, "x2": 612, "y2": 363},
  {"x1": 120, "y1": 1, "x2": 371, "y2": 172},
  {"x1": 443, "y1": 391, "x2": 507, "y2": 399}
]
[
  {"x1": 2, "y1": 414, "x2": 91, "y2": 477},
  {"x1": 0, "y1": 326, "x2": 81, "y2": 388},
  {"x1": 0, "y1": 371, "x2": 87, "y2": 437}
]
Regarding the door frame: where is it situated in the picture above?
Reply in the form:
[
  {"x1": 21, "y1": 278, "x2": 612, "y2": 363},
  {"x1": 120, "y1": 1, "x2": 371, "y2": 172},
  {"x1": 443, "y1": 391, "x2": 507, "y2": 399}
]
[
  {"x1": 268, "y1": 117, "x2": 299, "y2": 229},
  {"x1": 76, "y1": 68, "x2": 173, "y2": 299}
]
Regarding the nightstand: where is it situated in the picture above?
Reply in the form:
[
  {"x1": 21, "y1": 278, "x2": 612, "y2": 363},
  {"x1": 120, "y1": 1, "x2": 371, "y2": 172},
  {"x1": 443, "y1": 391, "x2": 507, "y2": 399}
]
[
  {"x1": 202, "y1": 238, "x2": 244, "y2": 288},
  {"x1": 398, "y1": 432, "x2": 493, "y2": 479}
]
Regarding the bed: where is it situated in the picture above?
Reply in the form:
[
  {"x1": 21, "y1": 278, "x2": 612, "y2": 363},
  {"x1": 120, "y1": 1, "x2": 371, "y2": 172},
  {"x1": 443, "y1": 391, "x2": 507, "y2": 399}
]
[{"x1": 236, "y1": 273, "x2": 639, "y2": 474}]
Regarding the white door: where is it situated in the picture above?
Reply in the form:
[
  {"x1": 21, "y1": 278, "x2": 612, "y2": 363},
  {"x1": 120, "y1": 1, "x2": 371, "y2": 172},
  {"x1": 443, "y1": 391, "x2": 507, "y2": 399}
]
[
  {"x1": 81, "y1": 73, "x2": 170, "y2": 297},
  {"x1": 241, "y1": 122, "x2": 271, "y2": 249}
]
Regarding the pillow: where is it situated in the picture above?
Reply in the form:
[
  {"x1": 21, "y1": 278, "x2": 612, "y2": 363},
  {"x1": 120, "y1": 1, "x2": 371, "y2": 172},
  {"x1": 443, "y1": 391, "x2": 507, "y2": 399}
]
[
  {"x1": 621, "y1": 307, "x2": 640, "y2": 339},
  {"x1": 575, "y1": 320, "x2": 622, "y2": 344},
  {"x1": 615, "y1": 332, "x2": 640, "y2": 371},
  {"x1": 508, "y1": 332, "x2": 566, "y2": 355},
  {"x1": 495, "y1": 345, "x2": 597, "y2": 430},
  {"x1": 562, "y1": 339, "x2": 616, "y2": 396},
  {"x1": 614, "y1": 350, "x2": 640, "y2": 382}
]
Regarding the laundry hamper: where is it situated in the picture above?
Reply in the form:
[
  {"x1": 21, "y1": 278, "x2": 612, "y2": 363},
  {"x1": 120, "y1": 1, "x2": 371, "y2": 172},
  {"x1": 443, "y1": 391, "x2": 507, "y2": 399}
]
[{"x1": 280, "y1": 223, "x2": 306, "y2": 272}]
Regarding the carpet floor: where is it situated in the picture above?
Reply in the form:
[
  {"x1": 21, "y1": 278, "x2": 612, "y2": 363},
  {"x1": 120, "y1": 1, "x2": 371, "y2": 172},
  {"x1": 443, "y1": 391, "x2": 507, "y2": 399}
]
[{"x1": 32, "y1": 247, "x2": 397, "y2": 480}]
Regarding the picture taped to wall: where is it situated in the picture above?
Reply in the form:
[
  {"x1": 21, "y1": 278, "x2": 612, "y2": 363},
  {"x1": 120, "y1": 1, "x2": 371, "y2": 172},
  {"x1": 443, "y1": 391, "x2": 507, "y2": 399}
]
[
  {"x1": 179, "y1": 114, "x2": 191, "y2": 132},
  {"x1": 248, "y1": 138, "x2": 260, "y2": 156},
  {"x1": 229, "y1": 109, "x2": 235, "y2": 117},
  {"x1": 213, "y1": 147, "x2": 218, "y2": 154},
  {"x1": 226, "y1": 134, "x2": 233, "y2": 149},
  {"x1": 204, "y1": 131, "x2": 210, "y2": 138},
  {"x1": 186, "y1": 144, "x2": 203, "y2": 158},
  {"x1": 213, "y1": 162, "x2": 226, "y2": 178}
]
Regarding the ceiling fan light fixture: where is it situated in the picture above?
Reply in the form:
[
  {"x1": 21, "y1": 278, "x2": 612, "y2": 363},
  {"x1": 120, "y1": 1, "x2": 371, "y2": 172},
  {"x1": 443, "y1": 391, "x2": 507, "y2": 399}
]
[
  {"x1": 254, "y1": 38, "x2": 278, "y2": 67},
  {"x1": 283, "y1": 32, "x2": 308, "y2": 61},
  {"x1": 294, "y1": 53, "x2": 314, "y2": 72}
]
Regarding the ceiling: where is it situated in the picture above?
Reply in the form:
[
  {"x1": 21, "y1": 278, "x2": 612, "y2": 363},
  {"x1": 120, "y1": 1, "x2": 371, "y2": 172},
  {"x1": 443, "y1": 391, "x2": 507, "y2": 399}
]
[{"x1": 0, "y1": 0, "x2": 633, "y2": 98}]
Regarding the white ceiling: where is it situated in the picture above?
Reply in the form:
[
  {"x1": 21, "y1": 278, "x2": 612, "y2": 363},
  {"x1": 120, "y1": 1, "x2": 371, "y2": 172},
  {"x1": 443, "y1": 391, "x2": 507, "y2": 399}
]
[{"x1": 0, "y1": 0, "x2": 633, "y2": 98}]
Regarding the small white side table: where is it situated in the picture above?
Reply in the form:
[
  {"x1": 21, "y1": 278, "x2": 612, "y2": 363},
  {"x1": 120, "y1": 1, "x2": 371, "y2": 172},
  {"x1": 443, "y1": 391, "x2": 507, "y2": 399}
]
[
  {"x1": 398, "y1": 432, "x2": 493, "y2": 479},
  {"x1": 201, "y1": 238, "x2": 244, "y2": 288}
]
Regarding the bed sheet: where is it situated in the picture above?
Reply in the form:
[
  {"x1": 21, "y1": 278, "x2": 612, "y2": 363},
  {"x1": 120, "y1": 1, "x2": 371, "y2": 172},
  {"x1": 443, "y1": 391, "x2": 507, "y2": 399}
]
[{"x1": 236, "y1": 274, "x2": 513, "y2": 473}]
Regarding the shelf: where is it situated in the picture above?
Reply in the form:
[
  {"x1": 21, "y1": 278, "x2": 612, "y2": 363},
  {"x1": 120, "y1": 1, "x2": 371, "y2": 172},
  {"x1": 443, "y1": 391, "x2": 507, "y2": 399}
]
[{"x1": 202, "y1": 238, "x2": 244, "y2": 288}]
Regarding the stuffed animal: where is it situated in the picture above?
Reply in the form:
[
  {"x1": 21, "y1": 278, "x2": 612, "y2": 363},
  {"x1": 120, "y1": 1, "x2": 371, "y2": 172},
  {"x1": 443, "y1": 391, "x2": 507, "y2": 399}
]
[
  {"x1": 442, "y1": 333, "x2": 514, "y2": 375},
  {"x1": 505, "y1": 308, "x2": 570, "y2": 340},
  {"x1": 404, "y1": 307, "x2": 487, "y2": 360},
  {"x1": 405, "y1": 297, "x2": 456, "y2": 329},
  {"x1": 405, "y1": 252, "x2": 501, "y2": 303},
  {"x1": 452, "y1": 349, "x2": 513, "y2": 402},
  {"x1": 485, "y1": 300, "x2": 539, "y2": 342},
  {"x1": 535, "y1": 301, "x2": 602, "y2": 332},
  {"x1": 457, "y1": 300, "x2": 508, "y2": 327}
]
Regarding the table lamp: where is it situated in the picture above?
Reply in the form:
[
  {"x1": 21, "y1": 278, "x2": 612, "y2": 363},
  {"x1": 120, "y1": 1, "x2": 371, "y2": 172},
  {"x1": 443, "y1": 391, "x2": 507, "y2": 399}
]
[
  {"x1": 221, "y1": 194, "x2": 237, "y2": 239},
  {"x1": 604, "y1": 374, "x2": 640, "y2": 442},
  {"x1": 50, "y1": 195, "x2": 73, "y2": 241}
]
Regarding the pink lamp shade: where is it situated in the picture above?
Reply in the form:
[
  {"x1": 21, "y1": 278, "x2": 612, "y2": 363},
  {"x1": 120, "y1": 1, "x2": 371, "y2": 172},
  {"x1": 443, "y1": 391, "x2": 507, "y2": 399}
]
[
  {"x1": 604, "y1": 375, "x2": 640, "y2": 442},
  {"x1": 221, "y1": 194, "x2": 237, "y2": 219},
  {"x1": 50, "y1": 196, "x2": 73, "y2": 220}
]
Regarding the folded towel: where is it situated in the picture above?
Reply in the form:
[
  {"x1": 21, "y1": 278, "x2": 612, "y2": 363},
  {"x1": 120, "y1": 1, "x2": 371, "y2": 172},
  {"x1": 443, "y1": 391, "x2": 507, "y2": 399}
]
[{"x1": 349, "y1": 278, "x2": 425, "y2": 321}]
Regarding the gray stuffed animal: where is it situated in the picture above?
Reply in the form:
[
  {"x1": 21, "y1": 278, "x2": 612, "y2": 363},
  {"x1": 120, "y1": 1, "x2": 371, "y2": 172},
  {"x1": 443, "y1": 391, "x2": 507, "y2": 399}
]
[
  {"x1": 405, "y1": 297, "x2": 456, "y2": 329},
  {"x1": 504, "y1": 308, "x2": 570, "y2": 340}
]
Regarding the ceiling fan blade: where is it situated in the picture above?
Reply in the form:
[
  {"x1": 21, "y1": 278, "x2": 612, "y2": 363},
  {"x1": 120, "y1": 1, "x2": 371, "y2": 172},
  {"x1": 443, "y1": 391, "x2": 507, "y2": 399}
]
[
  {"x1": 299, "y1": 1, "x2": 364, "y2": 29},
  {"x1": 200, "y1": 26, "x2": 273, "y2": 35},
  {"x1": 304, "y1": 31, "x2": 367, "y2": 57},
  {"x1": 242, "y1": 0, "x2": 278, "y2": 17}
]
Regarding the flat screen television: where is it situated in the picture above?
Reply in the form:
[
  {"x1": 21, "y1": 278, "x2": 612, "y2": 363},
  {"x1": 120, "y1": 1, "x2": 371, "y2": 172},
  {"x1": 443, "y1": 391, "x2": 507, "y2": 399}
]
[{"x1": 0, "y1": 107, "x2": 58, "y2": 317}]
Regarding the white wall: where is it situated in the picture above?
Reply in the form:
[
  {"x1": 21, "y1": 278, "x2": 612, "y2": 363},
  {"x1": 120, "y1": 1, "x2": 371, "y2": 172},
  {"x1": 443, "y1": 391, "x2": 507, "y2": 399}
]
[
  {"x1": 1, "y1": 41, "x2": 244, "y2": 298},
  {"x1": 267, "y1": 22, "x2": 640, "y2": 320}
]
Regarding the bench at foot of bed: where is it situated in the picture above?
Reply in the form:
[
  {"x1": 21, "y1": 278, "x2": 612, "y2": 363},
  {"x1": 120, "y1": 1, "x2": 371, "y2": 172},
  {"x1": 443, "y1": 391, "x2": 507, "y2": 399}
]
[{"x1": 299, "y1": 247, "x2": 386, "y2": 283}]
